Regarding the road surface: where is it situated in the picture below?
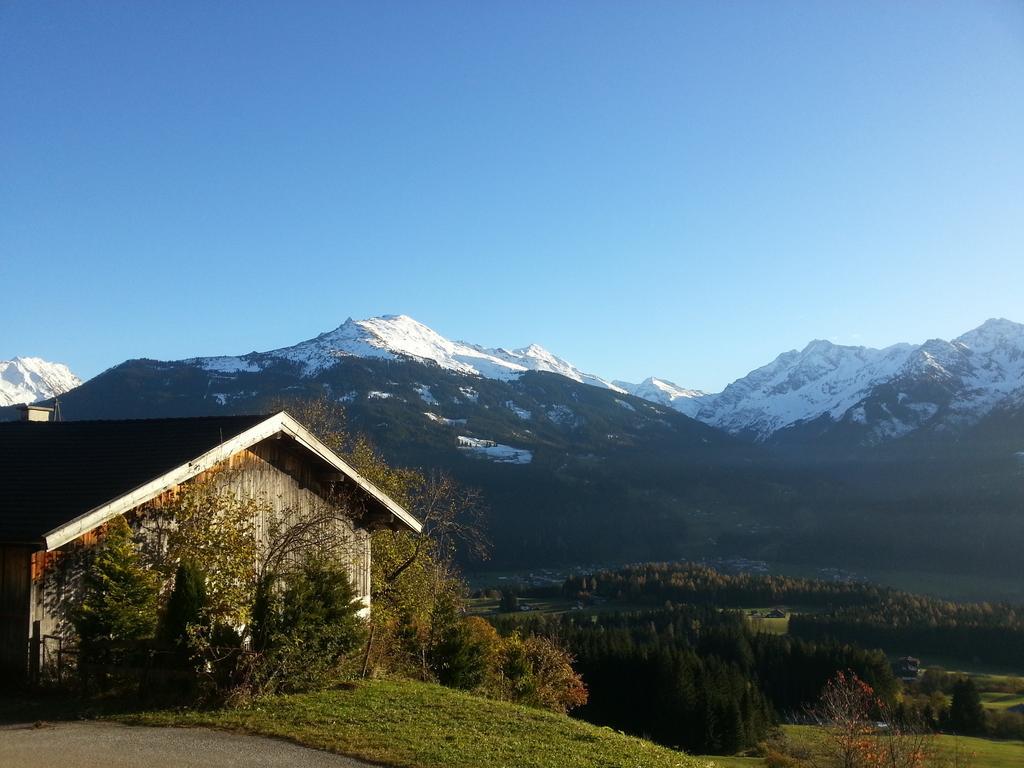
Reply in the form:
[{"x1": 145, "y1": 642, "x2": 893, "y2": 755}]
[{"x1": 0, "y1": 720, "x2": 378, "y2": 768}]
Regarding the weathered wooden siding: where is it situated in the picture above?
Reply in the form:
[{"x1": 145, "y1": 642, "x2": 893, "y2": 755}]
[
  {"x1": 29, "y1": 437, "x2": 372, "y2": 657},
  {"x1": 213, "y1": 441, "x2": 372, "y2": 603},
  {"x1": 0, "y1": 545, "x2": 32, "y2": 682}
]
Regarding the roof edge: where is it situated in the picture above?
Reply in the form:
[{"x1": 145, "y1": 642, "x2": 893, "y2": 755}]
[{"x1": 43, "y1": 412, "x2": 421, "y2": 550}]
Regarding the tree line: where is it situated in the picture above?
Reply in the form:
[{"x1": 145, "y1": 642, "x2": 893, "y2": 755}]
[
  {"x1": 563, "y1": 562, "x2": 894, "y2": 608},
  {"x1": 491, "y1": 605, "x2": 897, "y2": 755},
  {"x1": 789, "y1": 597, "x2": 1024, "y2": 670},
  {"x1": 564, "y1": 562, "x2": 1024, "y2": 669}
]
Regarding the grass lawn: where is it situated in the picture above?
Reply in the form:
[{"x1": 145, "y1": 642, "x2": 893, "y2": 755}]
[
  {"x1": 121, "y1": 678, "x2": 716, "y2": 768},
  {"x1": 694, "y1": 757, "x2": 762, "y2": 767},
  {"x1": 741, "y1": 609, "x2": 790, "y2": 636},
  {"x1": 466, "y1": 596, "x2": 651, "y2": 619},
  {"x1": 776, "y1": 724, "x2": 1024, "y2": 768},
  {"x1": 466, "y1": 595, "x2": 580, "y2": 616},
  {"x1": 981, "y1": 691, "x2": 1024, "y2": 711}
]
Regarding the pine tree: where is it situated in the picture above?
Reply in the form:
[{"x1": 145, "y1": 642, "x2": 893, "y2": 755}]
[
  {"x1": 254, "y1": 556, "x2": 367, "y2": 692},
  {"x1": 73, "y1": 516, "x2": 160, "y2": 669},
  {"x1": 158, "y1": 560, "x2": 208, "y2": 649},
  {"x1": 948, "y1": 677, "x2": 986, "y2": 735}
]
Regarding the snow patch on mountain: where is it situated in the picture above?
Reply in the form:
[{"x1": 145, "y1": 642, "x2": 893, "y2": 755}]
[
  {"x1": 197, "y1": 356, "x2": 261, "y2": 374},
  {"x1": 424, "y1": 412, "x2": 466, "y2": 426},
  {"x1": 414, "y1": 384, "x2": 437, "y2": 405},
  {"x1": 504, "y1": 400, "x2": 531, "y2": 420},
  {"x1": 457, "y1": 435, "x2": 532, "y2": 464},
  {"x1": 0, "y1": 357, "x2": 82, "y2": 406},
  {"x1": 546, "y1": 404, "x2": 579, "y2": 426}
]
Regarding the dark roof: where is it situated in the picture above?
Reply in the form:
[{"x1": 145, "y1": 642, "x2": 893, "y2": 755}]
[{"x1": 0, "y1": 415, "x2": 271, "y2": 544}]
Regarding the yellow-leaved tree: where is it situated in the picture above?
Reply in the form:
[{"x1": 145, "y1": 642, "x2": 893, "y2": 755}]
[{"x1": 271, "y1": 396, "x2": 488, "y2": 678}]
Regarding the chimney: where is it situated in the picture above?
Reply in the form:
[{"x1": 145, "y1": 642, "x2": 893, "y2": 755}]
[{"x1": 18, "y1": 404, "x2": 55, "y2": 422}]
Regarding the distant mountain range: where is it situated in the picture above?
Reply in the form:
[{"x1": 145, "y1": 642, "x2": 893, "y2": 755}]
[
  {"x1": 7, "y1": 315, "x2": 1023, "y2": 580},
  {"x1": 20, "y1": 313, "x2": 1022, "y2": 449},
  {"x1": 0, "y1": 356, "x2": 81, "y2": 407},
  {"x1": 629, "y1": 318, "x2": 1024, "y2": 447}
]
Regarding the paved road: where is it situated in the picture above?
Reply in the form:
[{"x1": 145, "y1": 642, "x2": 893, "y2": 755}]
[{"x1": 0, "y1": 720, "x2": 377, "y2": 768}]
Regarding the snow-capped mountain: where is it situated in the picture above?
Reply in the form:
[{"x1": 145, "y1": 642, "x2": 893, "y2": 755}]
[
  {"x1": 0, "y1": 356, "x2": 82, "y2": 406},
  {"x1": 190, "y1": 314, "x2": 625, "y2": 392},
  {"x1": 19, "y1": 312, "x2": 1018, "y2": 449},
  {"x1": 614, "y1": 377, "x2": 708, "y2": 417},
  {"x1": 638, "y1": 318, "x2": 1024, "y2": 444},
  {"x1": 694, "y1": 340, "x2": 918, "y2": 437}
]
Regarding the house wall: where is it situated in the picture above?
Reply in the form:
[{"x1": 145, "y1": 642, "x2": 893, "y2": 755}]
[
  {"x1": 0, "y1": 545, "x2": 32, "y2": 681},
  {"x1": 27, "y1": 438, "x2": 372, "y2": 671},
  {"x1": 216, "y1": 440, "x2": 372, "y2": 604}
]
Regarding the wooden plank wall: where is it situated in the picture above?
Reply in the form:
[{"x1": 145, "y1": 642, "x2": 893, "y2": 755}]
[{"x1": 0, "y1": 545, "x2": 32, "y2": 682}]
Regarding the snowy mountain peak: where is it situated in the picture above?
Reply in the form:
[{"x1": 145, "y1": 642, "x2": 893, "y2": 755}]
[
  {"x1": 801, "y1": 338, "x2": 836, "y2": 354},
  {"x1": 0, "y1": 356, "x2": 82, "y2": 406},
  {"x1": 955, "y1": 317, "x2": 1024, "y2": 350},
  {"x1": 617, "y1": 377, "x2": 708, "y2": 417},
  {"x1": 190, "y1": 314, "x2": 625, "y2": 392}
]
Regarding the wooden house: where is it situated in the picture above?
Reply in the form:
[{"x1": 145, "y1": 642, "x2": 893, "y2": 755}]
[
  {"x1": 0, "y1": 411, "x2": 420, "y2": 682},
  {"x1": 894, "y1": 656, "x2": 921, "y2": 681}
]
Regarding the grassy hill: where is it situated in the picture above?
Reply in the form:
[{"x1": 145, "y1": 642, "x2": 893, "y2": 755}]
[{"x1": 123, "y1": 677, "x2": 714, "y2": 768}]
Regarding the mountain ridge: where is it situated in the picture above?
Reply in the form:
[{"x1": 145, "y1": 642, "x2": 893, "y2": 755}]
[{"x1": 10, "y1": 314, "x2": 1023, "y2": 449}]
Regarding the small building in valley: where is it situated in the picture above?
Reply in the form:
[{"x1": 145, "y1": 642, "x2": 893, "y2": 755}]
[
  {"x1": 0, "y1": 411, "x2": 420, "y2": 681},
  {"x1": 894, "y1": 656, "x2": 921, "y2": 680}
]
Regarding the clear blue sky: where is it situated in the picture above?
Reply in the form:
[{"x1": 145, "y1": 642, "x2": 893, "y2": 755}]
[{"x1": 2, "y1": 2, "x2": 1022, "y2": 392}]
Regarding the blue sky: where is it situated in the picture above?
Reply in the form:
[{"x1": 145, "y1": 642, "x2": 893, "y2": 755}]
[{"x1": 2, "y1": 2, "x2": 1022, "y2": 392}]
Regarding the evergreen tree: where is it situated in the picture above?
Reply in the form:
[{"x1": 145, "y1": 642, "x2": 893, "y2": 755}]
[
  {"x1": 499, "y1": 589, "x2": 520, "y2": 613},
  {"x1": 279, "y1": 557, "x2": 365, "y2": 658},
  {"x1": 253, "y1": 556, "x2": 366, "y2": 692},
  {"x1": 73, "y1": 516, "x2": 160, "y2": 671},
  {"x1": 158, "y1": 560, "x2": 208, "y2": 649},
  {"x1": 947, "y1": 677, "x2": 986, "y2": 735},
  {"x1": 249, "y1": 573, "x2": 278, "y2": 654}
]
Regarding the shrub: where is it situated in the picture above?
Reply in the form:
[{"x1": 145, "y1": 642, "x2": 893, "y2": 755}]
[
  {"x1": 764, "y1": 748, "x2": 803, "y2": 768},
  {"x1": 432, "y1": 616, "x2": 501, "y2": 690},
  {"x1": 250, "y1": 557, "x2": 367, "y2": 693},
  {"x1": 427, "y1": 617, "x2": 588, "y2": 714},
  {"x1": 514, "y1": 634, "x2": 589, "y2": 714},
  {"x1": 987, "y1": 709, "x2": 1024, "y2": 740}
]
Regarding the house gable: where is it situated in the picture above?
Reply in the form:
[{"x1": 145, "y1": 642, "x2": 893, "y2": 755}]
[{"x1": 0, "y1": 412, "x2": 420, "y2": 550}]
